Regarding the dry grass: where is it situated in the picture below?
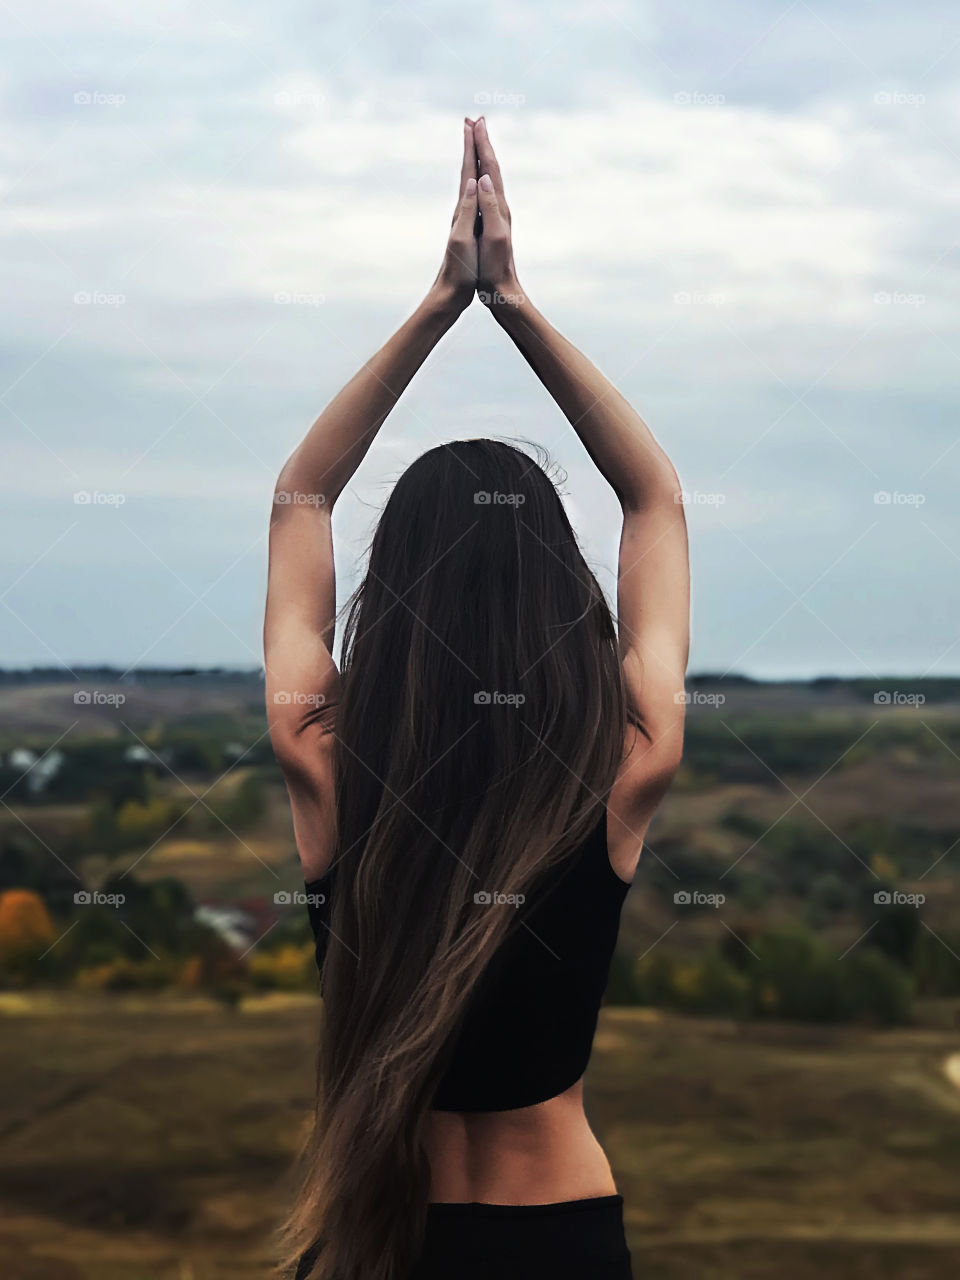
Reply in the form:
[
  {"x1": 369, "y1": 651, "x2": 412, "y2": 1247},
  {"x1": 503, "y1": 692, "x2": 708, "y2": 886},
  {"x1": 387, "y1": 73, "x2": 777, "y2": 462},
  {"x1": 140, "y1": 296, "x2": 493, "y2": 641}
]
[{"x1": 1, "y1": 999, "x2": 960, "y2": 1278}]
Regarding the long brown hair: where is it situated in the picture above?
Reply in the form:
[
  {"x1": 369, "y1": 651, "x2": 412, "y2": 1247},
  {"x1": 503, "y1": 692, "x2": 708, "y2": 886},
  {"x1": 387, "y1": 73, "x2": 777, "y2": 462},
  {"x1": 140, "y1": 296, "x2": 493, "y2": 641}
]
[{"x1": 279, "y1": 440, "x2": 625, "y2": 1279}]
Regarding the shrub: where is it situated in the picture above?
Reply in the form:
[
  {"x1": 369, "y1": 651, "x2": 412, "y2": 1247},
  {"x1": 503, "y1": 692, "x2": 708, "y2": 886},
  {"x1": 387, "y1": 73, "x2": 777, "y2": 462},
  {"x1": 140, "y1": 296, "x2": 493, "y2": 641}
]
[
  {"x1": 0, "y1": 889, "x2": 56, "y2": 982},
  {"x1": 247, "y1": 943, "x2": 315, "y2": 991}
]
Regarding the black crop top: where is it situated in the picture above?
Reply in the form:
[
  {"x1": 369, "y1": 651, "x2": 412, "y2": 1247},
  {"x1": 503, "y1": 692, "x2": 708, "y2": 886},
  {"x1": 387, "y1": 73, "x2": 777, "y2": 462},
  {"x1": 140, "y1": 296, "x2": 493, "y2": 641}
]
[{"x1": 304, "y1": 811, "x2": 629, "y2": 1112}]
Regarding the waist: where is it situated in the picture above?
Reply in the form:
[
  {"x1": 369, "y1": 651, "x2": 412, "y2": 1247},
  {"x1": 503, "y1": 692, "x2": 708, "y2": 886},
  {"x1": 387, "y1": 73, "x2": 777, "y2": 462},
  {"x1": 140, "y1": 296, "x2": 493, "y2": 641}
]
[{"x1": 425, "y1": 1078, "x2": 616, "y2": 1205}]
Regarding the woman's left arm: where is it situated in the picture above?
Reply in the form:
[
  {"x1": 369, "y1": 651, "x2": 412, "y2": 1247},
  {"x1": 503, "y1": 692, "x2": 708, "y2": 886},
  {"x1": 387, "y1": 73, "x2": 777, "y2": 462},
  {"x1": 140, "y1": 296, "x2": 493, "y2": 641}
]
[{"x1": 264, "y1": 122, "x2": 479, "y2": 878}]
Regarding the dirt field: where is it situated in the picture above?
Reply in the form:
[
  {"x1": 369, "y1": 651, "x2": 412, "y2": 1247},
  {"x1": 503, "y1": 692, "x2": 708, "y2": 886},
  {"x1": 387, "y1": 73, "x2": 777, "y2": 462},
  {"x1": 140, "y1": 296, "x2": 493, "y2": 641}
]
[{"x1": 2, "y1": 996, "x2": 960, "y2": 1279}]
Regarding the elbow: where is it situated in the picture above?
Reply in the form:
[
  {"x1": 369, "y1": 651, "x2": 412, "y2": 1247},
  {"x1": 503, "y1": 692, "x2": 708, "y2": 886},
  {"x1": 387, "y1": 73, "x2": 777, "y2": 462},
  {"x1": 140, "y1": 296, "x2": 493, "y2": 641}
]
[
  {"x1": 272, "y1": 455, "x2": 337, "y2": 516},
  {"x1": 619, "y1": 463, "x2": 683, "y2": 516}
]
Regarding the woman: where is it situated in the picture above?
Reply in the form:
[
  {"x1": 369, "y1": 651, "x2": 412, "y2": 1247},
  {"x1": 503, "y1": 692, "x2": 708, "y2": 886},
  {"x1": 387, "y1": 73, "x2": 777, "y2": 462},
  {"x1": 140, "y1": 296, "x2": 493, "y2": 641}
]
[{"x1": 265, "y1": 118, "x2": 689, "y2": 1280}]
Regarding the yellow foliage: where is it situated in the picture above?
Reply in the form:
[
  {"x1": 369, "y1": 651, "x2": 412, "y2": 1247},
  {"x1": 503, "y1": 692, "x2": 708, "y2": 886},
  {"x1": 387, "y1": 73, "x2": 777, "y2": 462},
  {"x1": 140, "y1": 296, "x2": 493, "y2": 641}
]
[
  {"x1": 871, "y1": 852, "x2": 898, "y2": 880},
  {"x1": 0, "y1": 889, "x2": 55, "y2": 960},
  {"x1": 671, "y1": 961, "x2": 704, "y2": 1002},
  {"x1": 248, "y1": 943, "x2": 315, "y2": 990},
  {"x1": 115, "y1": 796, "x2": 177, "y2": 840}
]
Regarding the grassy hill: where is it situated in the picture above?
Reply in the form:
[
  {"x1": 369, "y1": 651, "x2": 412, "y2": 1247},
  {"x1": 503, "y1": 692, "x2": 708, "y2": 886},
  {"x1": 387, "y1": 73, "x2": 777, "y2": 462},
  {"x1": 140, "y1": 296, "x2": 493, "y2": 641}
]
[
  {"x1": 1, "y1": 669, "x2": 960, "y2": 1277},
  {"x1": 0, "y1": 997, "x2": 959, "y2": 1279}
]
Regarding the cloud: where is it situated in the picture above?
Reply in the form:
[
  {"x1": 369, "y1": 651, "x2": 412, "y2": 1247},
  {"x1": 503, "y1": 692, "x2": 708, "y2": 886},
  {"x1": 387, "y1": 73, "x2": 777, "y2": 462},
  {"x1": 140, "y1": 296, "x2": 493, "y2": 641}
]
[{"x1": 1, "y1": 0, "x2": 958, "y2": 674}]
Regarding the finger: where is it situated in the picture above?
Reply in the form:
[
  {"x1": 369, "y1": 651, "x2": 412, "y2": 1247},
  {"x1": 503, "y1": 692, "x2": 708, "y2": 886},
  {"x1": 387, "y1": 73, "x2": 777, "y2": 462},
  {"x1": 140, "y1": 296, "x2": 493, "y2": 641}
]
[
  {"x1": 459, "y1": 118, "x2": 477, "y2": 198},
  {"x1": 473, "y1": 117, "x2": 505, "y2": 200},
  {"x1": 451, "y1": 176, "x2": 478, "y2": 235},
  {"x1": 476, "y1": 172, "x2": 507, "y2": 236}
]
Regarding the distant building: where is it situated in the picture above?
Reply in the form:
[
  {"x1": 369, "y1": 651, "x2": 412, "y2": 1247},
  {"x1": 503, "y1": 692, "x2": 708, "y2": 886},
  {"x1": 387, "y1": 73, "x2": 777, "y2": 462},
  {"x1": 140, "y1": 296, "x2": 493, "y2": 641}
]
[
  {"x1": 6, "y1": 747, "x2": 64, "y2": 794},
  {"x1": 194, "y1": 897, "x2": 281, "y2": 952},
  {"x1": 195, "y1": 904, "x2": 257, "y2": 951}
]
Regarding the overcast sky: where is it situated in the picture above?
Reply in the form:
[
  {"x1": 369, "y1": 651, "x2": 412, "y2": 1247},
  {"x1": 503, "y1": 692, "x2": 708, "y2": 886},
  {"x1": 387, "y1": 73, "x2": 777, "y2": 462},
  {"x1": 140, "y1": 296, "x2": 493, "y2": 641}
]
[{"x1": 2, "y1": 0, "x2": 958, "y2": 678}]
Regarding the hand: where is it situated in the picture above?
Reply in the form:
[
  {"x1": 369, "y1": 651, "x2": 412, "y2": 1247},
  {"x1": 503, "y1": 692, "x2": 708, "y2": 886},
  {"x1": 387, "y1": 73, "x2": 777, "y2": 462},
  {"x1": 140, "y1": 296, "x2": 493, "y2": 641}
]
[
  {"x1": 473, "y1": 117, "x2": 523, "y2": 311},
  {"x1": 431, "y1": 118, "x2": 480, "y2": 315}
]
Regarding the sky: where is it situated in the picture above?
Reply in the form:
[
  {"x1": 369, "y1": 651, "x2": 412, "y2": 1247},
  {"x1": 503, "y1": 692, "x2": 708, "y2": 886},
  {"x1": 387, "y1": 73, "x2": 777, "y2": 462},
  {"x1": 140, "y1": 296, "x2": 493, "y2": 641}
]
[{"x1": 2, "y1": 0, "x2": 958, "y2": 679}]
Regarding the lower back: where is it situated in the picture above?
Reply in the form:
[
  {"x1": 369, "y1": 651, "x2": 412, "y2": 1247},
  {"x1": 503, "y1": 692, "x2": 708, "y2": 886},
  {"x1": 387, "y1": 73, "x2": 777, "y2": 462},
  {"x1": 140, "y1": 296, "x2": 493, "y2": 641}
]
[{"x1": 425, "y1": 1079, "x2": 617, "y2": 1204}]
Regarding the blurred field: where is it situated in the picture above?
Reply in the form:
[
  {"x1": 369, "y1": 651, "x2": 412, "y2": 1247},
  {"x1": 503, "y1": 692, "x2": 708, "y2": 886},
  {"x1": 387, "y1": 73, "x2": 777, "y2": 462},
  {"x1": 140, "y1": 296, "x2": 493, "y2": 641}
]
[
  {"x1": 1, "y1": 997, "x2": 960, "y2": 1279},
  {"x1": 3, "y1": 670, "x2": 960, "y2": 1277}
]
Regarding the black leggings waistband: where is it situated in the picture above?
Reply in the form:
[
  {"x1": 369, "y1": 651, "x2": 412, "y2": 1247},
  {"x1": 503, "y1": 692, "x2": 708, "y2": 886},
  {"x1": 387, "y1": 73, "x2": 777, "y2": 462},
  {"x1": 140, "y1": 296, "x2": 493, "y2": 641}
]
[
  {"x1": 297, "y1": 1194, "x2": 633, "y2": 1280},
  {"x1": 413, "y1": 1193, "x2": 632, "y2": 1278},
  {"x1": 427, "y1": 1193, "x2": 624, "y2": 1218}
]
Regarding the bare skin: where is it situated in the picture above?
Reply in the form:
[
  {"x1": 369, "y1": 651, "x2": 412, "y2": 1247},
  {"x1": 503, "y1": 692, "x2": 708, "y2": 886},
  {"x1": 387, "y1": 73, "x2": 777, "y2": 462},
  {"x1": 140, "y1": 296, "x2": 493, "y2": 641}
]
[
  {"x1": 425, "y1": 1080, "x2": 618, "y2": 1204},
  {"x1": 264, "y1": 118, "x2": 690, "y2": 1206}
]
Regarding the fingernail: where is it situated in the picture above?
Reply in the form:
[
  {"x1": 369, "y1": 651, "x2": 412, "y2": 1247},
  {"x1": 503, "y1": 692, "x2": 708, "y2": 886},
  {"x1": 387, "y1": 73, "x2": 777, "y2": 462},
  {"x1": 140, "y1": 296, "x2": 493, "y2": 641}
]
[
  {"x1": 479, "y1": 173, "x2": 494, "y2": 191},
  {"x1": 477, "y1": 117, "x2": 486, "y2": 131},
  {"x1": 466, "y1": 177, "x2": 477, "y2": 195}
]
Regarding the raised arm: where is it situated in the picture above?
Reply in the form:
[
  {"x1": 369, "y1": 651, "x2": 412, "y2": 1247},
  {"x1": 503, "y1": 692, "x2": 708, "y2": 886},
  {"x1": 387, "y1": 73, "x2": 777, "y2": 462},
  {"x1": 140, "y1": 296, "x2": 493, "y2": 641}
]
[
  {"x1": 264, "y1": 121, "x2": 480, "y2": 878},
  {"x1": 472, "y1": 118, "x2": 690, "y2": 876}
]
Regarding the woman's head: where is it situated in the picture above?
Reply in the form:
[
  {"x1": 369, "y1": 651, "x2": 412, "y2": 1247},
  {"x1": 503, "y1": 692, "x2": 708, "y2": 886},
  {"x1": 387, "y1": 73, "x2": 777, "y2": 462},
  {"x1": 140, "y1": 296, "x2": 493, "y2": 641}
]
[
  {"x1": 281, "y1": 440, "x2": 626, "y2": 1280},
  {"x1": 352, "y1": 438, "x2": 613, "y2": 770}
]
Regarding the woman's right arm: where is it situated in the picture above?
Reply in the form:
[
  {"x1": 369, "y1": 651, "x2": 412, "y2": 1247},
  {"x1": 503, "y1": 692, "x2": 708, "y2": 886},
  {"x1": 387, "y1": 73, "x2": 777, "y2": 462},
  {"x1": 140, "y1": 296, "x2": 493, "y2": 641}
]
[
  {"x1": 473, "y1": 119, "x2": 690, "y2": 874},
  {"x1": 264, "y1": 122, "x2": 480, "y2": 879}
]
